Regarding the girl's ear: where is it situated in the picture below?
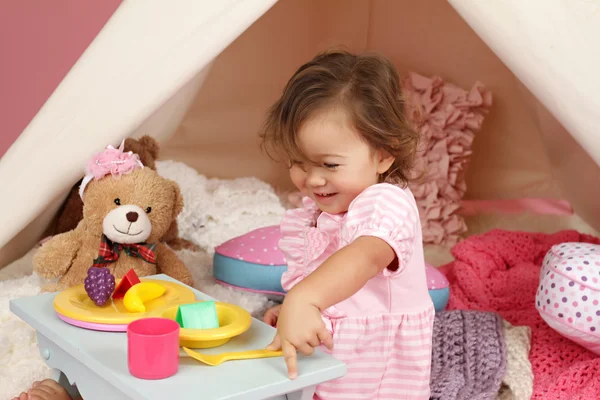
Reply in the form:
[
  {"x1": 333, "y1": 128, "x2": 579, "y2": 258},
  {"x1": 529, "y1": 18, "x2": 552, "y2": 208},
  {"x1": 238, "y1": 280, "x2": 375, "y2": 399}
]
[{"x1": 376, "y1": 150, "x2": 395, "y2": 175}]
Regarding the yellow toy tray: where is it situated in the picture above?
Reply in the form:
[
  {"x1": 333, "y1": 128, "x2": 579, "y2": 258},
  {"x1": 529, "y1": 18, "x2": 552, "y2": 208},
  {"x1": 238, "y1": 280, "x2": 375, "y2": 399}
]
[{"x1": 53, "y1": 278, "x2": 196, "y2": 325}]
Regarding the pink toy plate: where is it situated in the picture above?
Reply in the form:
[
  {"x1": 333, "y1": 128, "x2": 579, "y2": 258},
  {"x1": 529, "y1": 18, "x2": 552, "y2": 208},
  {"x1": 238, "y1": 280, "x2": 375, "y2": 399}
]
[{"x1": 56, "y1": 311, "x2": 128, "y2": 331}]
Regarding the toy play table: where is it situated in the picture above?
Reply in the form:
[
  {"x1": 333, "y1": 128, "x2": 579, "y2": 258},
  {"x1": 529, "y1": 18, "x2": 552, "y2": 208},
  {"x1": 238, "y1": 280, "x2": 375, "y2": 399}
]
[{"x1": 9, "y1": 274, "x2": 346, "y2": 400}]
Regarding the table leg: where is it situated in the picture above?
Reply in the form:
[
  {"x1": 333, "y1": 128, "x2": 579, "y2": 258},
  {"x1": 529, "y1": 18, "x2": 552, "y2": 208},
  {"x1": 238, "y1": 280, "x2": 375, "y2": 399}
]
[
  {"x1": 36, "y1": 332, "x2": 129, "y2": 400},
  {"x1": 286, "y1": 385, "x2": 316, "y2": 400}
]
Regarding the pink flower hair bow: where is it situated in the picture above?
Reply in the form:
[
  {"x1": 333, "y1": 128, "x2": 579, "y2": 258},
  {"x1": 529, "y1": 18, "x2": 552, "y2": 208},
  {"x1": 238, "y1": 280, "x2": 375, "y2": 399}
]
[{"x1": 79, "y1": 140, "x2": 144, "y2": 199}]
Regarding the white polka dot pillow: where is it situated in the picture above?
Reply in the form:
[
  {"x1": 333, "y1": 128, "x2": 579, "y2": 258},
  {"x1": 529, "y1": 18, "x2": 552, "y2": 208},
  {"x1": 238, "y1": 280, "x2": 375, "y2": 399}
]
[{"x1": 536, "y1": 242, "x2": 600, "y2": 355}]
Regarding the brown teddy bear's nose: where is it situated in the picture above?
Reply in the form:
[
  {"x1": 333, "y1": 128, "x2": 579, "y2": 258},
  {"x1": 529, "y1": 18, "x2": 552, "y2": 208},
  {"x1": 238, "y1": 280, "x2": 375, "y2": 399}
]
[{"x1": 126, "y1": 212, "x2": 139, "y2": 222}]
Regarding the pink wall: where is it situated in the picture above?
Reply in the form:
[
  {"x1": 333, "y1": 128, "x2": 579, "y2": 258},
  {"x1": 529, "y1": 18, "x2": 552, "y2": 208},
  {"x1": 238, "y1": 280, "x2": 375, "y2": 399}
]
[{"x1": 0, "y1": 0, "x2": 122, "y2": 158}]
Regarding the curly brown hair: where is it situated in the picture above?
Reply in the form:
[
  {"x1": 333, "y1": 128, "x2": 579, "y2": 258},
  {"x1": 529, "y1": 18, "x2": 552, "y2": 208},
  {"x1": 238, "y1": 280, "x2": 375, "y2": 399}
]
[{"x1": 260, "y1": 48, "x2": 419, "y2": 187}]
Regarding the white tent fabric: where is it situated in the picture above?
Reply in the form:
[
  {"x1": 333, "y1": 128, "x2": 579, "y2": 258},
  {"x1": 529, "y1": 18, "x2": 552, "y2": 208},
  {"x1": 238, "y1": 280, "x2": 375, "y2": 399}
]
[
  {"x1": 1, "y1": 0, "x2": 599, "y2": 270},
  {"x1": 451, "y1": 0, "x2": 600, "y2": 166}
]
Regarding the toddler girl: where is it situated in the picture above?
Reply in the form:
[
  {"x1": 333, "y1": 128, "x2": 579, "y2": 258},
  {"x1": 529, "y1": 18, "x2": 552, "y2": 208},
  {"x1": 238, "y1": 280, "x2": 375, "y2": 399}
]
[{"x1": 261, "y1": 49, "x2": 434, "y2": 399}]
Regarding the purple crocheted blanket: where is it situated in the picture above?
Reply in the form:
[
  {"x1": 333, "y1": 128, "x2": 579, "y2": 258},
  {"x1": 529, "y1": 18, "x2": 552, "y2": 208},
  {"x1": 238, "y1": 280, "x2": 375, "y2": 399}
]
[{"x1": 430, "y1": 310, "x2": 507, "y2": 400}]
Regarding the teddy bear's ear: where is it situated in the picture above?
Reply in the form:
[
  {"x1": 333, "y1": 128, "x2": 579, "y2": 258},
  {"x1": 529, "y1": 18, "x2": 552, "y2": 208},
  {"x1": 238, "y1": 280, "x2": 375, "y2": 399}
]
[
  {"x1": 137, "y1": 135, "x2": 160, "y2": 158},
  {"x1": 123, "y1": 135, "x2": 159, "y2": 171},
  {"x1": 171, "y1": 180, "x2": 184, "y2": 219}
]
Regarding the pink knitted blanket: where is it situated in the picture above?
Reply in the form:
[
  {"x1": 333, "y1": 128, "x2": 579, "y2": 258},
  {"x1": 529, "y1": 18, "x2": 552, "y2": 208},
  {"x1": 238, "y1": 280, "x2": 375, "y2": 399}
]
[{"x1": 439, "y1": 229, "x2": 600, "y2": 399}]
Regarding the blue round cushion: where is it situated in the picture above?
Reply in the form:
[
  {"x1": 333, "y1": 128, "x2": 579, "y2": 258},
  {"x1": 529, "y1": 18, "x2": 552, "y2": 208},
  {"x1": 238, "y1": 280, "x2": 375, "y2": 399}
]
[
  {"x1": 214, "y1": 253, "x2": 287, "y2": 295},
  {"x1": 429, "y1": 288, "x2": 450, "y2": 312},
  {"x1": 214, "y1": 225, "x2": 450, "y2": 311},
  {"x1": 214, "y1": 225, "x2": 287, "y2": 297}
]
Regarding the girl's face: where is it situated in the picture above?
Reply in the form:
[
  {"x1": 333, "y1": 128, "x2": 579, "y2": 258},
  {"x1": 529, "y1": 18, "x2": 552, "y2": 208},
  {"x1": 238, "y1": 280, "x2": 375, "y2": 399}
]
[{"x1": 289, "y1": 107, "x2": 394, "y2": 215}]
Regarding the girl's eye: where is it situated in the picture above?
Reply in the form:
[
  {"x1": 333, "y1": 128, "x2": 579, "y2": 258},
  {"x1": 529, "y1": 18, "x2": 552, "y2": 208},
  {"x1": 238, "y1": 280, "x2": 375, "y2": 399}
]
[
  {"x1": 114, "y1": 198, "x2": 121, "y2": 206},
  {"x1": 323, "y1": 163, "x2": 339, "y2": 169}
]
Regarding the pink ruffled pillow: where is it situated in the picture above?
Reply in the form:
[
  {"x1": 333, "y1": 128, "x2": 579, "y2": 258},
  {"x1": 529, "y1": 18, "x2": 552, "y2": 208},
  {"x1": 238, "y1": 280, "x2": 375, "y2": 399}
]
[{"x1": 402, "y1": 72, "x2": 492, "y2": 247}]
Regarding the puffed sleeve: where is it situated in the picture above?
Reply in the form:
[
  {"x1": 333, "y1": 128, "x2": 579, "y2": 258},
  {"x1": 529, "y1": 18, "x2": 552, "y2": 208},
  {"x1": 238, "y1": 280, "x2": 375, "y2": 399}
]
[
  {"x1": 341, "y1": 183, "x2": 419, "y2": 276},
  {"x1": 278, "y1": 197, "x2": 319, "y2": 291}
]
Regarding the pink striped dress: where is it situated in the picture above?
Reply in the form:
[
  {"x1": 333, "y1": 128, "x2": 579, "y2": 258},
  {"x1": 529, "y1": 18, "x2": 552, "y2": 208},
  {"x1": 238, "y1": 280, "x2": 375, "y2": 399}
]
[{"x1": 279, "y1": 183, "x2": 434, "y2": 399}]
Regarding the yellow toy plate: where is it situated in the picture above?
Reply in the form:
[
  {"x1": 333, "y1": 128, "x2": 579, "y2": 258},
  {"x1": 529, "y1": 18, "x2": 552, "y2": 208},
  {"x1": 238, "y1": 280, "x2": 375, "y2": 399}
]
[
  {"x1": 53, "y1": 278, "x2": 196, "y2": 324},
  {"x1": 161, "y1": 302, "x2": 252, "y2": 348}
]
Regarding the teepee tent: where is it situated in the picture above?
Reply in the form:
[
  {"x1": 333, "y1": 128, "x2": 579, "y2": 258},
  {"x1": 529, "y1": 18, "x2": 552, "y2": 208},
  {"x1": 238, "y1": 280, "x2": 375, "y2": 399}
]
[{"x1": 1, "y1": 0, "x2": 599, "y2": 270}]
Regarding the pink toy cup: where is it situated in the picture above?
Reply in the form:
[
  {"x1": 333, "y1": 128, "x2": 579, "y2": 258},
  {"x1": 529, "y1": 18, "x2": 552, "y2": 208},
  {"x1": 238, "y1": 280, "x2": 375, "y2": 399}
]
[{"x1": 127, "y1": 318, "x2": 180, "y2": 380}]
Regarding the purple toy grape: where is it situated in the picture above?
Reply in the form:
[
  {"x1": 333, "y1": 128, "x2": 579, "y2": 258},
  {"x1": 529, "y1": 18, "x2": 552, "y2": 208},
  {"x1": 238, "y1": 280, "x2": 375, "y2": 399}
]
[{"x1": 84, "y1": 266, "x2": 116, "y2": 306}]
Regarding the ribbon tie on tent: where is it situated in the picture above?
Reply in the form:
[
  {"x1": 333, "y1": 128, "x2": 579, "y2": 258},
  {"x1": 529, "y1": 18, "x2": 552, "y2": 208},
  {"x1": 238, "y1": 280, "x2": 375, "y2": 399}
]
[{"x1": 92, "y1": 235, "x2": 157, "y2": 267}]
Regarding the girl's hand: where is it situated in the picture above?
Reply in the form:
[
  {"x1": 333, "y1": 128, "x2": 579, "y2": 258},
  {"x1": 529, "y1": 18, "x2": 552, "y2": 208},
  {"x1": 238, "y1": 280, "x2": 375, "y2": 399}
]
[
  {"x1": 266, "y1": 294, "x2": 333, "y2": 379},
  {"x1": 263, "y1": 304, "x2": 282, "y2": 327}
]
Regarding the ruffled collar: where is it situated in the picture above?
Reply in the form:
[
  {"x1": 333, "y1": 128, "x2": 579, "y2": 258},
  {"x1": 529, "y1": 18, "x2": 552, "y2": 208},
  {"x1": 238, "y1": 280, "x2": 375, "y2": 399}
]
[{"x1": 301, "y1": 196, "x2": 346, "y2": 232}]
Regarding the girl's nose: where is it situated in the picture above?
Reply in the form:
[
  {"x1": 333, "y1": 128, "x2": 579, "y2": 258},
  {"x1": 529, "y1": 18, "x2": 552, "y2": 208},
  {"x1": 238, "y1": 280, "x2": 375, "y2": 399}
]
[{"x1": 306, "y1": 170, "x2": 326, "y2": 187}]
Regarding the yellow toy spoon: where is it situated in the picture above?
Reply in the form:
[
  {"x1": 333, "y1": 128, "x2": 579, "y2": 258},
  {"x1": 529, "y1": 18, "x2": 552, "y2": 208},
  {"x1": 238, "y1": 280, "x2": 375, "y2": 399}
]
[{"x1": 182, "y1": 346, "x2": 283, "y2": 366}]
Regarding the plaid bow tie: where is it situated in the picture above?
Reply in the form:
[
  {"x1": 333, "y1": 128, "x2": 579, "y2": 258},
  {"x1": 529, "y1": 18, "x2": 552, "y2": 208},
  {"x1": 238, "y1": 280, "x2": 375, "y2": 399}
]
[{"x1": 92, "y1": 235, "x2": 157, "y2": 267}]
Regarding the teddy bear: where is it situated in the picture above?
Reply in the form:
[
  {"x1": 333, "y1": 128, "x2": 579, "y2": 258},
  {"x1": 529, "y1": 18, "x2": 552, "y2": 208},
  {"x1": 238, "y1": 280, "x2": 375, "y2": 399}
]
[
  {"x1": 43, "y1": 135, "x2": 198, "y2": 251},
  {"x1": 33, "y1": 141, "x2": 194, "y2": 292}
]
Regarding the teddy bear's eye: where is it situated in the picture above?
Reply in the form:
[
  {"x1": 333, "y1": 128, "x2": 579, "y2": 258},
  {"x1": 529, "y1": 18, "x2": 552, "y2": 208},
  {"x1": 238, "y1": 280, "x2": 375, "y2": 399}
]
[
  {"x1": 114, "y1": 198, "x2": 121, "y2": 206},
  {"x1": 145, "y1": 207, "x2": 152, "y2": 214}
]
